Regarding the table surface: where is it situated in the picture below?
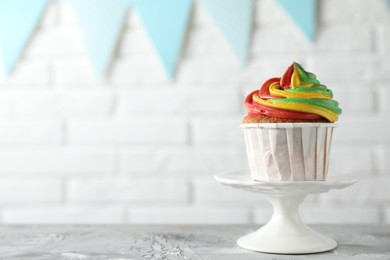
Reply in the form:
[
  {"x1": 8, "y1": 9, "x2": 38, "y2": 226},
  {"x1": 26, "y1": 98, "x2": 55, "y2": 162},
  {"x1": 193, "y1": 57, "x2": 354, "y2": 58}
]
[{"x1": 1, "y1": 224, "x2": 389, "y2": 259}]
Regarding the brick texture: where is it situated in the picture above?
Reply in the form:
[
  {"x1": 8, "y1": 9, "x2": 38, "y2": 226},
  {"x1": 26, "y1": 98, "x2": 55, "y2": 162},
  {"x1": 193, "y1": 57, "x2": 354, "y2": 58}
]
[
  {"x1": 67, "y1": 179, "x2": 189, "y2": 203},
  {"x1": 0, "y1": 0, "x2": 387, "y2": 224}
]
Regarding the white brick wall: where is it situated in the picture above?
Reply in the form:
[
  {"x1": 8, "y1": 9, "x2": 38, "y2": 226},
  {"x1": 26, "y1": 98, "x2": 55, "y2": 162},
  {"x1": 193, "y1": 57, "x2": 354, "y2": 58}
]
[
  {"x1": 0, "y1": 181, "x2": 63, "y2": 204},
  {"x1": 0, "y1": 0, "x2": 388, "y2": 224},
  {"x1": 0, "y1": 120, "x2": 62, "y2": 144},
  {"x1": 0, "y1": 91, "x2": 113, "y2": 117},
  {"x1": 68, "y1": 119, "x2": 188, "y2": 144},
  {"x1": 67, "y1": 179, "x2": 189, "y2": 203},
  {"x1": 119, "y1": 148, "x2": 245, "y2": 173},
  {"x1": 0, "y1": 149, "x2": 115, "y2": 176},
  {"x1": 127, "y1": 206, "x2": 251, "y2": 224}
]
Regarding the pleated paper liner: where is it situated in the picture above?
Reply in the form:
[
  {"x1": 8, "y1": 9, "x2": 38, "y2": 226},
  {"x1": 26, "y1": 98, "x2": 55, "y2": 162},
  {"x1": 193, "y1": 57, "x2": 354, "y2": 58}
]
[{"x1": 241, "y1": 123, "x2": 336, "y2": 181}]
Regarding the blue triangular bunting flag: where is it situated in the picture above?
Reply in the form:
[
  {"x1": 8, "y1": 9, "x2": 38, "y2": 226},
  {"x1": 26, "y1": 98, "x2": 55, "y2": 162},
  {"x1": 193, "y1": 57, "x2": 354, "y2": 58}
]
[
  {"x1": 385, "y1": 0, "x2": 390, "y2": 8},
  {"x1": 0, "y1": 0, "x2": 49, "y2": 74},
  {"x1": 69, "y1": 0, "x2": 127, "y2": 79},
  {"x1": 132, "y1": 0, "x2": 192, "y2": 77},
  {"x1": 277, "y1": 0, "x2": 317, "y2": 41},
  {"x1": 199, "y1": 0, "x2": 254, "y2": 64}
]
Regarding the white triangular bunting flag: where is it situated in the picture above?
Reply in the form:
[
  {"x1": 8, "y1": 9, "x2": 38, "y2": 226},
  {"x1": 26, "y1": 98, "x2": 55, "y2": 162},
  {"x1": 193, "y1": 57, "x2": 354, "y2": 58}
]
[
  {"x1": 198, "y1": 0, "x2": 254, "y2": 64},
  {"x1": 0, "y1": 0, "x2": 49, "y2": 74},
  {"x1": 69, "y1": 0, "x2": 128, "y2": 79}
]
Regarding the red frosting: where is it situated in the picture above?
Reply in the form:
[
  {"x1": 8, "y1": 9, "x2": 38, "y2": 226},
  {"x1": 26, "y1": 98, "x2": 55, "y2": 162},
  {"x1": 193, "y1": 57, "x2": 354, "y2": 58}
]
[
  {"x1": 244, "y1": 90, "x2": 321, "y2": 120},
  {"x1": 280, "y1": 64, "x2": 293, "y2": 89},
  {"x1": 244, "y1": 68, "x2": 322, "y2": 120}
]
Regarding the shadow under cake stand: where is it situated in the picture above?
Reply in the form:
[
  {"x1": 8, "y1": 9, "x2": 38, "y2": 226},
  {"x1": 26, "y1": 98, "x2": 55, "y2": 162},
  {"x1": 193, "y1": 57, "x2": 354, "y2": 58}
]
[{"x1": 215, "y1": 172, "x2": 358, "y2": 254}]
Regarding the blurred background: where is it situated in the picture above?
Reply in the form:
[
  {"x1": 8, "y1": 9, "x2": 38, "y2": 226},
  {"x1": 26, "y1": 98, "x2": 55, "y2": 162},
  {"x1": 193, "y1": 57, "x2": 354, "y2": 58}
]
[{"x1": 0, "y1": 0, "x2": 389, "y2": 224}]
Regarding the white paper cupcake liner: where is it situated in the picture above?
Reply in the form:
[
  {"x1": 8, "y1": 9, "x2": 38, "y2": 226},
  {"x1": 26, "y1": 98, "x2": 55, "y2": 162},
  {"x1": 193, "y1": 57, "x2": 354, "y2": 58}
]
[{"x1": 241, "y1": 123, "x2": 336, "y2": 181}]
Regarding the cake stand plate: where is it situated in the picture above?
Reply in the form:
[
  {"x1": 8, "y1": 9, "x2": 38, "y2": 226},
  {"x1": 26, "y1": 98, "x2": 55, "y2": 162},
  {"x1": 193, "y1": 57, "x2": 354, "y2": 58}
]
[{"x1": 215, "y1": 171, "x2": 358, "y2": 254}]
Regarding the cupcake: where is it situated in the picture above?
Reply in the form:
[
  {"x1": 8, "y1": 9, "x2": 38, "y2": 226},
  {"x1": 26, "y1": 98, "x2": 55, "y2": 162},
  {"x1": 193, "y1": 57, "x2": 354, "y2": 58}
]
[{"x1": 242, "y1": 62, "x2": 342, "y2": 181}]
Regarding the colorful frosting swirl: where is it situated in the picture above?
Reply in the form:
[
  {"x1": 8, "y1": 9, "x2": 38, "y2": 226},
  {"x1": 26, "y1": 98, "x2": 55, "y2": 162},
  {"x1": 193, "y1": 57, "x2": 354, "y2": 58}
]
[{"x1": 244, "y1": 62, "x2": 342, "y2": 122}]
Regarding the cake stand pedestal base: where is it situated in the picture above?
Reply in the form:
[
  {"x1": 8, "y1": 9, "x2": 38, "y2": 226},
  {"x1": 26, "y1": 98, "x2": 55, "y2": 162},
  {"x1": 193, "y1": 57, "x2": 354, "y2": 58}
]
[
  {"x1": 215, "y1": 172, "x2": 357, "y2": 254},
  {"x1": 238, "y1": 194, "x2": 336, "y2": 254}
]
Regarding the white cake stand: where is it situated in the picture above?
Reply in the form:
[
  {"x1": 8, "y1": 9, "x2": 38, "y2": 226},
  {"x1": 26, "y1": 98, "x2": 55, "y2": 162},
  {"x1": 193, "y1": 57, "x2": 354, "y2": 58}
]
[{"x1": 215, "y1": 171, "x2": 358, "y2": 254}]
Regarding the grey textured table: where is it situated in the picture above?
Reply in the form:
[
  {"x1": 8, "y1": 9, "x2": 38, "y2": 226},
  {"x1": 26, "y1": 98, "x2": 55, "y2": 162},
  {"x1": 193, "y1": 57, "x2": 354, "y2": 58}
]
[{"x1": 0, "y1": 225, "x2": 389, "y2": 259}]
